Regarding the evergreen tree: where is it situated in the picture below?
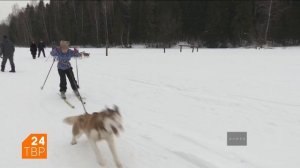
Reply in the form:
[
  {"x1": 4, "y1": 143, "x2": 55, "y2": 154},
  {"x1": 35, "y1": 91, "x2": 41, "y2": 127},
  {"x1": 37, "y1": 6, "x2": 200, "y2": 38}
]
[{"x1": 4, "y1": 0, "x2": 300, "y2": 47}]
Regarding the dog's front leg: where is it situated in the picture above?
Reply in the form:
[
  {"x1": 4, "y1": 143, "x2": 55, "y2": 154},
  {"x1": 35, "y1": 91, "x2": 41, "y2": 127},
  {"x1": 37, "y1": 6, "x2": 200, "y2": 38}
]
[
  {"x1": 106, "y1": 136, "x2": 123, "y2": 168},
  {"x1": 71, "y1": 125, "x2": 82, "y2": 145},
  {"x1": 89, "y1": 139, "x2": 107, "y2": 168}
]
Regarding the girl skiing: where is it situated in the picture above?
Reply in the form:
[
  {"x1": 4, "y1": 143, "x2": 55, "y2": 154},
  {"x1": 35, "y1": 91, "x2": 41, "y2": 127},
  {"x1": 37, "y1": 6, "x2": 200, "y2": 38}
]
[{"x1": 50, "y1": 41, "x2": 80, "y2": 99}]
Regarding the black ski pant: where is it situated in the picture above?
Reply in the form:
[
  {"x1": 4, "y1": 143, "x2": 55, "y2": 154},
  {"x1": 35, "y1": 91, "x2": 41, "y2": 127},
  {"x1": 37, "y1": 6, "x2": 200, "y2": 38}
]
[
  {"x1": 1, "y1": 56, "x2": 15, "y2": 71},
  {"x1": 31, "y1": 52, "x2": 37, "y2": 59},
  {"x1": 38, "y1": 49, "x2": 45, "y2": 57},
  {"x1": 58, "y1": 67, "x2": 79, "y2": 92}
]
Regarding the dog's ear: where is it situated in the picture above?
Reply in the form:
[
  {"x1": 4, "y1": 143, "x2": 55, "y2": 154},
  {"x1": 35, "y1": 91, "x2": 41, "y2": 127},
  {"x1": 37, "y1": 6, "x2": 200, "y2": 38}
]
[
  {"x1": 105, "y1": 105, "x2": 113, "y2": 112},
  {"x1": 113, "y1": 105, "x2": 119, "y2": 112}
]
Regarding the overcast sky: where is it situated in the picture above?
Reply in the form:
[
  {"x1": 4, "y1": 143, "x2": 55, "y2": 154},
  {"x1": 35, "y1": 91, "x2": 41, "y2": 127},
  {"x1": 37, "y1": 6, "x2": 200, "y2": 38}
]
[{"x1": 0, "y1": 0, "x2": 49, "y2": 23}]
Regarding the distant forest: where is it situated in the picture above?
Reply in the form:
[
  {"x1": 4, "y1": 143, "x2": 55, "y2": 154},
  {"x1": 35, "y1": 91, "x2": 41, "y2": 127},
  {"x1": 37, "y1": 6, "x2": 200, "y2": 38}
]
[{"x1": 0, "y1": 0, "x2": 300, "y2": 48}]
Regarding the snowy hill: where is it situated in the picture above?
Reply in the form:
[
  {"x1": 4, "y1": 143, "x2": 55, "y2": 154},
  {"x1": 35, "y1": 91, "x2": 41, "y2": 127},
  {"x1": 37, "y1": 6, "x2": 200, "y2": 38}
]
[{"x1": 0, "y1": 47, "x2": 299, "y2": 168}]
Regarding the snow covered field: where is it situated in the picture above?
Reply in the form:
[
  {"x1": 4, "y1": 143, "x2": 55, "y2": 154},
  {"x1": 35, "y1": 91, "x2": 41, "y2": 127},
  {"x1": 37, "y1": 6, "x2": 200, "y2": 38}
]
[{"x1": 0, "y1": 47, "x2": 299, "y2": 168}]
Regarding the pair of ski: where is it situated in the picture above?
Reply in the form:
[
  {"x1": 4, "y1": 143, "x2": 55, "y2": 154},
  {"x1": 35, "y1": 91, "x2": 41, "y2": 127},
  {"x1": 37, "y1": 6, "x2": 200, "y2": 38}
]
[{"x1": 59, "y1": 93, "x2": 86, "y2": 109}]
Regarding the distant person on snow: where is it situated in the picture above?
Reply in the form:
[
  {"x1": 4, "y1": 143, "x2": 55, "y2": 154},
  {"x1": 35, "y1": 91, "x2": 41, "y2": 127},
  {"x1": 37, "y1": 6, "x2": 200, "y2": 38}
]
[
  {"x1": 0, "y1": 35, "x2": 15, "y2": 72},
  {"x1": 30, "y1": 41, "x2": 37, "y2": 59},
  {"x1": 38, "y1": 40, "x2": 46, "y2": 58},
  {"x1": 50, "y1": 40, "x2": 80, "y2": 99}
]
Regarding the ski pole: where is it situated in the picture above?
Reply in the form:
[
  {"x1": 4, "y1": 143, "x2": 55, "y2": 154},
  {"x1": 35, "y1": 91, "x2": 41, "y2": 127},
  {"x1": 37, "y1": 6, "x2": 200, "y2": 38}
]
[{"x1": 41, "y1": 59, "x2": 55, "y2": 90}]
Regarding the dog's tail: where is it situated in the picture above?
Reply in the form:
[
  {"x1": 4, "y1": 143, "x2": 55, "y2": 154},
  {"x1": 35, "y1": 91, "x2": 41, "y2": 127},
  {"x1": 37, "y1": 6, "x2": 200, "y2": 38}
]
[{"x1": 63, "y1": 116, "x2": 79, "y2": 125}]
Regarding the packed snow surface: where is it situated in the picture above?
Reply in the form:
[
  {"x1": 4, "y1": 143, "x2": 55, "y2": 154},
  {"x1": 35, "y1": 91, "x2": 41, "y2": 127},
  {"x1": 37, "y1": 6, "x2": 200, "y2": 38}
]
[{"x1": 0, "y1": 47, "x2": 299, "y2": 168}]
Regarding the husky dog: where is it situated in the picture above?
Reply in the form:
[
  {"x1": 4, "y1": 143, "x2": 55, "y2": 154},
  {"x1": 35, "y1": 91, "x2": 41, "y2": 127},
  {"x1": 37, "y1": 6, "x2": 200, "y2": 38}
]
[{"x1": 64, "y1": 105, "x2": 123, "y2": 168}]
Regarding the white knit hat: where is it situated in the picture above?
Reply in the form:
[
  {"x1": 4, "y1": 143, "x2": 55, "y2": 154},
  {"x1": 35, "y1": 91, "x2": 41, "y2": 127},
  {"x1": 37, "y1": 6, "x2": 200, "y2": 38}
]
[{"x1": 60, "y1": 40, "x2": 70, "y2": 48}]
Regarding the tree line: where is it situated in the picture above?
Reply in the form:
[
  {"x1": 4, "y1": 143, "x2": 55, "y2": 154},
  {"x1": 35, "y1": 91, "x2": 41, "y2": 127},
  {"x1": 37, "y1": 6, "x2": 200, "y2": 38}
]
[{"x1": 0, "y1": 0, "x2": 300, "y2": 48}]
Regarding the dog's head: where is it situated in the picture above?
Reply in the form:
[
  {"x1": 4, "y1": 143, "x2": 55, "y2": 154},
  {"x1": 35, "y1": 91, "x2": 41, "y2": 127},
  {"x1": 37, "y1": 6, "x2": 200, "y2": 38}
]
[{"x1": 102, "y1": 105, "x2": 123, "y2": 136}]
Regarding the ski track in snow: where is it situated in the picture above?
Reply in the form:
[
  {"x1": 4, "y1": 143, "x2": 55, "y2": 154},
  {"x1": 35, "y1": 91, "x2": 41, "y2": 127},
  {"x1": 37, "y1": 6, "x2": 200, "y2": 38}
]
[{"x1": 0, "y1": 47, "x2": 300, "y2": 168}]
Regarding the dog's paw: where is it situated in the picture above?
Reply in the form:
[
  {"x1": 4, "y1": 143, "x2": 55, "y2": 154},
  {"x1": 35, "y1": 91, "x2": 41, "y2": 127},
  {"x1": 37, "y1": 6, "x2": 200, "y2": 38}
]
[
  {"x1": 116, "y1": 163, "x2": 123, "y2": 168},
  {"x1": 71, "y1": 140, "x2": 77, "y2": 145},
  {"x1": 99, "y1": 163, "x2": 107, "y2": 168}
]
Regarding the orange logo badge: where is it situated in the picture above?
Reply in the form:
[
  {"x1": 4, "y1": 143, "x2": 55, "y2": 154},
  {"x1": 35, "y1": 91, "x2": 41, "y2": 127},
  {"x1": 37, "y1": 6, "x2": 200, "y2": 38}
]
[{"x1": 22, "y1": 134, "x2": 47, "y2": 159}]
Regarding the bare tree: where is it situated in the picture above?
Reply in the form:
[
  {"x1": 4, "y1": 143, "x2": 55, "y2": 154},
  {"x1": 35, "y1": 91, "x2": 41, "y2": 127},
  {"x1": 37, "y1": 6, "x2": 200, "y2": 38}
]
[
  {"x1": 94, "y1": 1, "x2": 100, "y2": 47},
  {"x1": 81, "y1": 4, "x2": 84, "y2": 34},
  {"x1": 72, "y1": 0, "x2": 78, "y2": 43},
  {"x1": 21, "y1": 12, "x2": 31, "y2": 44},
  {"x1": 38, "y1": 1, "x2": 49, "y2": 42},
  {"x1": 265, "y1": 0, "x2": 273, "y2": 44}
]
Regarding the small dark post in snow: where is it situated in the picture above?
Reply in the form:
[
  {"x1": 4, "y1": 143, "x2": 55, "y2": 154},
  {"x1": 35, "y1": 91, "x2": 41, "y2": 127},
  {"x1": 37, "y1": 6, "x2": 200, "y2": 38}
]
[
  {"x1": 164, "y1": 47, "x2": 166, "y2": 53},
  {"x1": 192, "y1": 46, "x2": 194, "y2": 53},
  {"x1": 197, "y1": 47, "x2": 199, "y2": 52},
  {"x1": 104, "y1": 0, "x2": 109, "y2": 56},
  {"x1": 180, "y1": 45, "x2": 182, "y2": 52}
]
